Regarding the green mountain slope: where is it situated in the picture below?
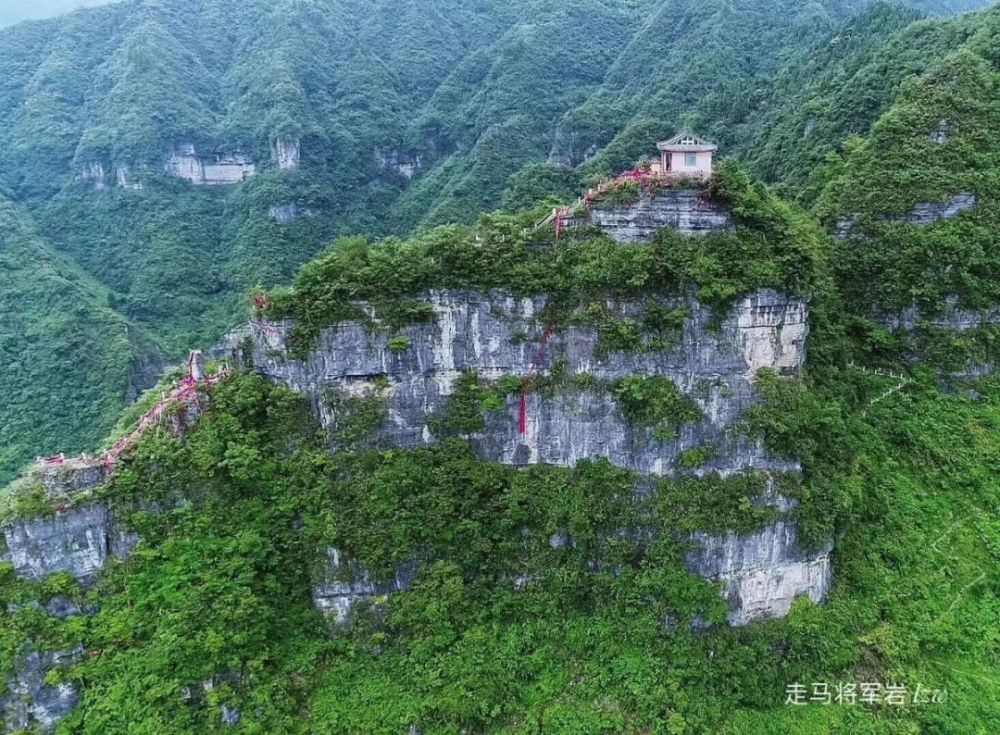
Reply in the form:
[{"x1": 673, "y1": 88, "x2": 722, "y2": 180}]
[
  {"x1": 735, "y1": 2, "x2": 994, "y2": 203},
  {"x1": 0, "y1": 198, "x2": 161, "y2": 484},
  {"x1": 795, "y1": 5, "x2": 1000, "y2": 376},
  {"x1": 1, "y1": 187, "x2": 996, "y2": 733},
  {"x1": 0, "y1": 0, "x2": 995, "y2": 483}
]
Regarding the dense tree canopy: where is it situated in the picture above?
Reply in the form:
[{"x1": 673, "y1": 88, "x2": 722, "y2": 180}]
[
  {"x1": 0, "y1": 0, "x2": 995, "y2": 476},
  {"x1": 0, "y1": 1, "x2": 998, "y2": 732}
]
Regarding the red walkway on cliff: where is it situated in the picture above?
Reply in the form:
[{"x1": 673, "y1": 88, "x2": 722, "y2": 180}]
[{"x1": 39, "y1": 352, "x2": 230, "y2": 472}]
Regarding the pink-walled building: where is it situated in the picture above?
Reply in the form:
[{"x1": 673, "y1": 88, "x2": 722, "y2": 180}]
[{"x1": 653, "y1": 132, "x2": 718, "y2": 178}]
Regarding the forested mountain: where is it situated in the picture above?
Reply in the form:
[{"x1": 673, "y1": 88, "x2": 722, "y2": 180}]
[
  {"x1": 0, "y1": 198, "x2": 158, "y2": 479},
  {"x1": 0, "y1": 0, "x2": 993, "y2": 476},
  {"x1": 0, "y1": 1, "x2": 998, "y2": 733}
]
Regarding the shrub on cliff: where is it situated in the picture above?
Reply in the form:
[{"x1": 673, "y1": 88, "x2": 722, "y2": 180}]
[{"x1": 266, "y1": 163, "x2": 831, "y2": 351}]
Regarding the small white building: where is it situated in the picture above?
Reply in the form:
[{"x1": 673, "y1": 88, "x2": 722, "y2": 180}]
[{"x1": 654, "y1": 133, "x2": 717, "y2": 178}]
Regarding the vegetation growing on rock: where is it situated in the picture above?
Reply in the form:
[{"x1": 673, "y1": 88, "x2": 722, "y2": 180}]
[
  {"x1": 1, "y1": 362, "x2": 996, "y2": 733},
  {"x1": 0, "y1": 1, "x2": 999, "y2": 732}
]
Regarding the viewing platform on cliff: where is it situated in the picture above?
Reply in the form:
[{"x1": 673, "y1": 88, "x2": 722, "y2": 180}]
[{"x1": 536, "y1": 133, "x2": 728, "y2": 243}]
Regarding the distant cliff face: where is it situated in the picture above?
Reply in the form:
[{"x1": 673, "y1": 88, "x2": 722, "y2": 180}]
[
  {"x1": 246, "y1": 287, "x2": 828, "y2": 628},
  {"x1": 165, "y1": 143, "x2": 257, "y2": 186}
]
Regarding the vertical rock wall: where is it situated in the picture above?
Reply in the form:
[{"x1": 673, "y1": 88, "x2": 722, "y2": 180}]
[
  {"x1": 686, "y1": 521, "x2": 832, "y2": 626},
  {"x1": 274, "y1": 137, "x2": 300, "y2": 171},
  {"x1": 250, "y1": 289, "x2": 806, "y2": 477},
  {"x1": 588, "y1": 190, "x2": 734, "y2": 242},
  {"x1": 248, "y1": 288, "x2": 830, "y2": 627},
  {"x1": 165, "y1": 143, "x2": 256, "y2": 186},
  {"x1": 2, "y1": 504, "x2": 133, "y2": 585}
]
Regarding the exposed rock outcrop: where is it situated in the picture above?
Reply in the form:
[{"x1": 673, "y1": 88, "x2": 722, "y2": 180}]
[
  {"x1": 882, "y1": 193, "x2": 977, "y2": 226},
  {"x1": 835, "y1": 193, "x2": 977, "y2": 239},
  {"x1": 3, "y1": 505, "x2": 134, "y2": 585},
  {"x1": 686, "y1": 521, "x2": 832, "y2": 626},
  {"x1": 249, "y1": 290, "x2": 805, "y2": 477},
  {"x1": 0, "y1": 283, "x2": 825, "y2": 735},
  {"x1": 36, "y1": 463, "x2": 108, "y2": 499},
  {"x1": 375, "y1": 149, "x2": 421, "y2": 179},
  {"x1": 274, "y1": 136, "x2": 300, "y2": 171},
  {"x1": 547, "y1": 127, "x2": 599, "y2": 168},
  {"x1": 79, "y1": 163, "x2": 106, "y2": 190},
  {"x1": 267, "y1": 203, "x2": 314, "y2": 224},
  {"x1": 115, "y1": 165, "x2": 142, "y2": 190},
  {"x1": 879, "y1": 295, "x2": 1000, "y2": 333},
  {"x1": 311, "y1": 549, "x2": 419, "y2": 626},
  {"x1": 588, "y1": 190, "x2": 734, "y2": 243},
  {"x1": 248, "y1": 288, "x2": 826, "y2": 626},
  {"x1": 1, "y1": 648, "x2": 82, "y2": 734},
  {"x1": 166, "y1": 143, "x2": 256, "y2": 186}
]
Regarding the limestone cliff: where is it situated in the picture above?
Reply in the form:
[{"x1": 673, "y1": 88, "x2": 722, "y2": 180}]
[
  {"x1": 246, "y1": 287, "x2": 828, "y2": 629},
  {"x1": 250, "y1": 290, "x2": 805, "y2": 477},
  {"x1": 834, "y1": 192, "x2": 977, "y2": 240},
  {"x1": 165, "y1": 143, "x2": 256, "y2": 186},
  {"x1": 587, "y1": 189, "x2": 734, "y2": 242},
  {"x1": 0, "y1": 191, "x2": 832, "y2": 731},
  {"x1": 274, "y1": 137, "x2": 301, "y2": 171}
]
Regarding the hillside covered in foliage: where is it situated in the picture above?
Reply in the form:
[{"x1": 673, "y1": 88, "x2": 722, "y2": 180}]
[
  {"x1": 0, "y1": 0, "x2": 995, "y2": 478},
  {"x1": 1, "y1": 168, "x2": 997, "y2": 734},
  {"x1": 0, "y1": 198, "x2": 159, "y2": 483},
  {"x1": 0, "y1": 0, "x2": 997, "y2": 724}
]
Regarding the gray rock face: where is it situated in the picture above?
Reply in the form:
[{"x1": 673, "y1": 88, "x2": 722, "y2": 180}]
[
  {"x1": 1, "y1": 648, "x2": 82, "y2": 734},
  {"x1": 588, "y1": 190, "x2": 734, "y2": 242},
  {"x1": 836, "y1": 193, "x2": 977, "y2": 238},
  {"x1": 44, "y1": 597, "x2": 85, "y2": 620},
  {"x1": 250, "y1": 289, "x2": 806, "y2": 478},
  {"x1": 126, "y1": 347, "x2": 165, "y2": 402},
  {"x1": 311, "y1": 548, "x2": 419, "y2": 626},
  {"x1": 880, "y1": 295, "x2": 1000, "y2": 333},
  {"x1": 79, "y1": 163, "x2": 106, "y2": 190},
  {"x1": 267, "y1": 203, "x2": 314, "y2": 224},
  {"x1": 274, "y1": 136, "x2": 300, "y2": 171},
  {"x1": 3, "y1": 506, "x2": 133, "y2": 585},
  {"x1": 374, "y1": 149, "x2": 421, "y2": 179},
  {"x1": 80, "y1": 163, "x2": 143, "y2": 191},
  {"x1": 876, "y1": 295, "x2": 1000, "y2": 382},
  {"x1": 37, "y1": 464, "x2": 108, "y2": 499},
  {"x1": 930, "y1": 120, "x2": 949, "y2": 145},
  {"x1": 115, "y1": 165, "x2": 142, "y2": 190},
  {"x1": 166, "y1": 143, "x2": 256, "y2": 186},
  {"x1": 686, "y1": 521, "x2": 832, "y2": 626},
  {"x1": 547, "y1": 129, "x2": 598, "y2": 168},
  {"x1": 0, "y1": 498, "x2": 134, "y2": 732},
  {"x1": 883, "y1": 193, "x2": 977, "y2": 226},
  {"x1": 221, "y1": 705, "x2": 241, "y2": 727},
  {"x1": 250, "y1": 288, "x2": 828, "y2": 626}
]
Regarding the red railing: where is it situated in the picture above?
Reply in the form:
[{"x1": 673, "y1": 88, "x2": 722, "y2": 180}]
[
  {"x1": 538, "y1": 169, "x2": 711, "y2": 237},
  {"x1": 99, "y1": 365, "x2": 230, "y2": 468},
  {"x1": 38, "y1": 358, "x2": 231, "y2": 473}
]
